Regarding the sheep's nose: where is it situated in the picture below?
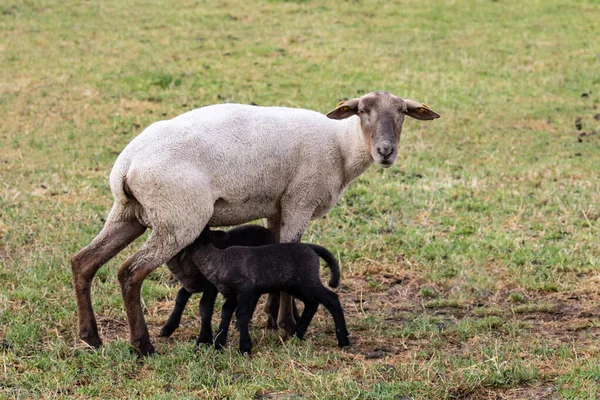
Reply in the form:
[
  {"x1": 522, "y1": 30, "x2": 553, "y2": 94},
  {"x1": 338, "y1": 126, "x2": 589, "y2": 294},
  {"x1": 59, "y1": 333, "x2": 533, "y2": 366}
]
[{"x1": 377, "y1": 143, "x2": 393, "y2": 157}]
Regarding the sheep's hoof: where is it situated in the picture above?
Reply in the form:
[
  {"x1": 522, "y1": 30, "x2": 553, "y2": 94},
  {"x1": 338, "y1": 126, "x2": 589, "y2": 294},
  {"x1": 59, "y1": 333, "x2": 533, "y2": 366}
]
[
  {"x1": 196, "y1": 337, "x2": 213, "y2": 346},
  {"x1": 293, "y1": 331, "x2": 306, "y2": 341},
  {"x1": 79, "y1": 327, "x2": 103, "y2": 349},
  {"x1": 265, "y1": 316, "x2": 278, "y2": 330},
  {"x1": 277, "y1": 318, "x2": 296, "y2": 339},
  {"x1": 214, "y1": 341, "x2": 226, "y2": 351},
  {"x1": 133, "y1": 338, "x2": 156, "y2": 357},
  {"x1": 239, "y1": 348, "x2": 252, "y2": 356},
  {"x1": 277, "y1": 328, "x2": 293, "y2": 340},
  {"x1": 239, "y1": 343, "x2": 252, "y2": 355},
  {"x1": 159, "y1": 325, "x2": 176, "y2": 338}
]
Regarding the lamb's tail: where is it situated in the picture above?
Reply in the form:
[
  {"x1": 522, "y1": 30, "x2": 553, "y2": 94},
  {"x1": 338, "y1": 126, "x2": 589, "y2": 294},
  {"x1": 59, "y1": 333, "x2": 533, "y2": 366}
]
[{"x1": 307, "y1": 244, "x2": 340, "y2": 288}]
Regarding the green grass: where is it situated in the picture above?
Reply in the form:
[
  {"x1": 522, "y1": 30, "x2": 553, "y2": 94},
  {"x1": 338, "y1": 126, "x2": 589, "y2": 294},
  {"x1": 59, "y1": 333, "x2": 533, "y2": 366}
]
[{"x1": 2, "y1": 0, "x2": 600, "y2": 398}]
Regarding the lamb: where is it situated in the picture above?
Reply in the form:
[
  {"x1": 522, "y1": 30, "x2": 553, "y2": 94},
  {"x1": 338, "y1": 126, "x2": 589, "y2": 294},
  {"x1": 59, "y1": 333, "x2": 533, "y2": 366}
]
[
  {"x1": 71, "y1": 90, "x2": 441, "y2": 355},
  {"x1": 159, "y1": 224, "x2": 276, "y2": 341},
  {"x1": 188, "y1": 227, "x2": 349, "y2": 355}
]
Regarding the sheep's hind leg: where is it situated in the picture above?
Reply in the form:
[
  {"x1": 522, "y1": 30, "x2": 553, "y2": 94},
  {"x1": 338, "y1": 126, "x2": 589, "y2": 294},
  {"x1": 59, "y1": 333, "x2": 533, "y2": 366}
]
[
  {"x1": 118, "y1": 230, "x2": 196, "y2": 356},
  {"x1": 117, "y1": 179, "x2": 213, "y2": 356},
  {"x1": 71, "y1": 204, "x2": 146, "y2": 348},
  {"x1": 294, "y1": 301, "x2": 319, "y2": 340}
]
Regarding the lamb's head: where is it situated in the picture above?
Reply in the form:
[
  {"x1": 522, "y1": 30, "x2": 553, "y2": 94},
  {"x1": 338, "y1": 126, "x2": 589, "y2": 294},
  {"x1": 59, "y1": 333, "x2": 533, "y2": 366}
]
[
  {"x1": 326, "y1": 91, "x2": 440, "y2": 168},
  {"x1": 196, "y1": 227, "x2": 227, "y2": 247}
]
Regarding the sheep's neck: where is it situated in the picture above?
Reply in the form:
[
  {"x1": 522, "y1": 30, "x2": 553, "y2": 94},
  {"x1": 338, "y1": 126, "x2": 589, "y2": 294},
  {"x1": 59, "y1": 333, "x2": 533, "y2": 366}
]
[{"x1": 338, "y1": 117, "x2": 375, "y2": 187}]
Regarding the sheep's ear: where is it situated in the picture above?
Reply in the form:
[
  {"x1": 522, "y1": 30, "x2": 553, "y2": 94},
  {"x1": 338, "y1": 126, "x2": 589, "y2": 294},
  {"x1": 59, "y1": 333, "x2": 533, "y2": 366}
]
[
  {"x1": 404, "y1": 99, "x2": 441, "y2": 120},
  {"x1": 326, "y1": 98, "x2": 360, "y2": 120}
]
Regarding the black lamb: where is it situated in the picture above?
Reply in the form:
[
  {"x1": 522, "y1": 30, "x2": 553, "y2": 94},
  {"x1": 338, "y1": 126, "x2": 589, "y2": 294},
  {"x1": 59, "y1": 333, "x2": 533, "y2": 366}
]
[
  {"x1": 186, "y1": 227, "x2": 350, "y2": 354},
  {"x1": 160, "y1": 225, "x2": 276, "y2": 343}
]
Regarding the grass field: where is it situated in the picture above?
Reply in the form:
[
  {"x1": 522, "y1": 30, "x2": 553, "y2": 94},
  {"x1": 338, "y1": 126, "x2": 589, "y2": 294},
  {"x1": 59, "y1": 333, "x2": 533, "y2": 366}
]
[{"x1": 2, "y1": 0, "x2": 600, "y2": 398}]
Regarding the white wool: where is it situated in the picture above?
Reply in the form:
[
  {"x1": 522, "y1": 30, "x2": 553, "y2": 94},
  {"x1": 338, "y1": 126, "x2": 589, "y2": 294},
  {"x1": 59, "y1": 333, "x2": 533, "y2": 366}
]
[{"x1": 110, "y1": 104, "x2": 374, "y2": 231}]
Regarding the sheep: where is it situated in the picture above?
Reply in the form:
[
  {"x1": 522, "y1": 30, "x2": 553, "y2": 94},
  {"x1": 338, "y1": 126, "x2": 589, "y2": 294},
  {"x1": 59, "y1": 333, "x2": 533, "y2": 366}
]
[
  {"x1": 159, "y1": 224, "x2": 276, "y2": 340},
  {"x1": 187, "y1": 227, "x2": 349, "y2": 355},
  {"x1": 71, "y1": 90, "x2": 440, "y2": 355}
]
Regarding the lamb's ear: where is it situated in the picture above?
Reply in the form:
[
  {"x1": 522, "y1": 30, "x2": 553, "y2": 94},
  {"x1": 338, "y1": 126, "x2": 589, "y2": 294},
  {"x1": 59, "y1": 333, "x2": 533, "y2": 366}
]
[
  {"x1": 326, "y1": 98, "x2": 360, "y2": 120},
  {"x1": 404, "y1": 99, "x2": 441, "y2": 120}
]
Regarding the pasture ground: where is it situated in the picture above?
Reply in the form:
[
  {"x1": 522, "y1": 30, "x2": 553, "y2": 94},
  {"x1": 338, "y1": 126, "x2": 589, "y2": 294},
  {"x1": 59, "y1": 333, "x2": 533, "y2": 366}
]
[{"x1": 1, "y1": 0, "x2": 600, "y2": 398}]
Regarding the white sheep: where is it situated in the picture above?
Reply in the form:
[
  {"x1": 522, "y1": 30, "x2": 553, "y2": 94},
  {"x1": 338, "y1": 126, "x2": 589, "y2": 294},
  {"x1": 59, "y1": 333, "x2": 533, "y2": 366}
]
[{"x1": 71, "y1": 90, "x2": 440, "y2": 355}]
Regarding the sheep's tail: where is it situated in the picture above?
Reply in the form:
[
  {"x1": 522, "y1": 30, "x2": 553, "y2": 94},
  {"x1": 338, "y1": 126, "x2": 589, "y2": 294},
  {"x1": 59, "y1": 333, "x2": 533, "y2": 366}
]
[{"x1": 307, "y1": 244, "x2": 340, "y2": 288}]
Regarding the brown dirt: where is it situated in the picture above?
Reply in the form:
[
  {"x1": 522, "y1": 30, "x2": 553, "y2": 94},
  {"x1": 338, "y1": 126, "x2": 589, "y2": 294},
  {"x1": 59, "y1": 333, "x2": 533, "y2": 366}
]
[{"x1": 90, "y1": 271, "x2": 600, "y2": 399}]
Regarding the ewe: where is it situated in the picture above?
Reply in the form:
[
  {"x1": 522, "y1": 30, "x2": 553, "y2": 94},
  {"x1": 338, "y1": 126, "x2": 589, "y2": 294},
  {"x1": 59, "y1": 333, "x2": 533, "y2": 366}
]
[{"x1": 71, "y1": 90, "x2": 440, "y2": 355}]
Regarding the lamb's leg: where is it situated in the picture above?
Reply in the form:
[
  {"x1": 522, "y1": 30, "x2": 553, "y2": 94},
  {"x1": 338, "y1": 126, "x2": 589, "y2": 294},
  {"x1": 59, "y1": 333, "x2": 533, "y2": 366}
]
[
  {"x1": 294, "y1": 301, "x2": 319, "y2": 340},
  {"x1": 249, "y1": 293, "x2": 261, "y2": 320},
  {"x1": 196, "y1": 284, "x2": 218, "y2": 346},
  {"x1": 236, "y1": 291, "x2": 255, "y2": 355},
  {"x1": 71, "y1": 204, "x2": 146, "y2": 348},
  {"x1": 214, "y1": 298, "x2": 237, "y2": 350},
  {"x1": 314, "y1": 288, "x2": 350, "y2": 348},
  {"x1": 235, "y1": 293, "x2": 262, "y2": 331},
  {"x1": 160, "y1": 288, "x2": 192, "y2": 338}
]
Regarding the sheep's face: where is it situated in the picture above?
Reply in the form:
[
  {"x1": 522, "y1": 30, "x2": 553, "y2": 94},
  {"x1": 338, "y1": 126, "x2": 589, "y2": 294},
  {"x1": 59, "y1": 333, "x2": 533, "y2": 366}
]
[{"x1": 326, "y1": 91, "x2": 440, "y2": 168}]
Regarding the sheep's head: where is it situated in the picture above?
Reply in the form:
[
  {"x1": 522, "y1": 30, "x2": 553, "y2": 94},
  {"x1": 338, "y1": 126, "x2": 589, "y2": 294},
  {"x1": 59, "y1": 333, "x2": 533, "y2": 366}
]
[{"x1": 326, "y1": 91, "x2": 440, "y2": 168}]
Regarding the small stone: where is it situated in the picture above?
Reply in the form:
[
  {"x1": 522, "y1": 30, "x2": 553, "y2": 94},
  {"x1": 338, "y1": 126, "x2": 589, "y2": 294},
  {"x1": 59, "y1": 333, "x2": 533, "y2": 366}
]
[{"x1": 581, "y1": 92, "x2": 590, "y2": 98}]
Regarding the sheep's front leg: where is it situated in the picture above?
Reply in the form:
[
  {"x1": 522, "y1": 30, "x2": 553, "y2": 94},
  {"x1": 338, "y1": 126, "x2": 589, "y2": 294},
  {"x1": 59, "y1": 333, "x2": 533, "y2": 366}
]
[
  {"x1": 264, "y1": 218, "x2": 281, "y2": 330},
  {"x1": 276, "y1": 211, "x2": 312, "y2": 338}
]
